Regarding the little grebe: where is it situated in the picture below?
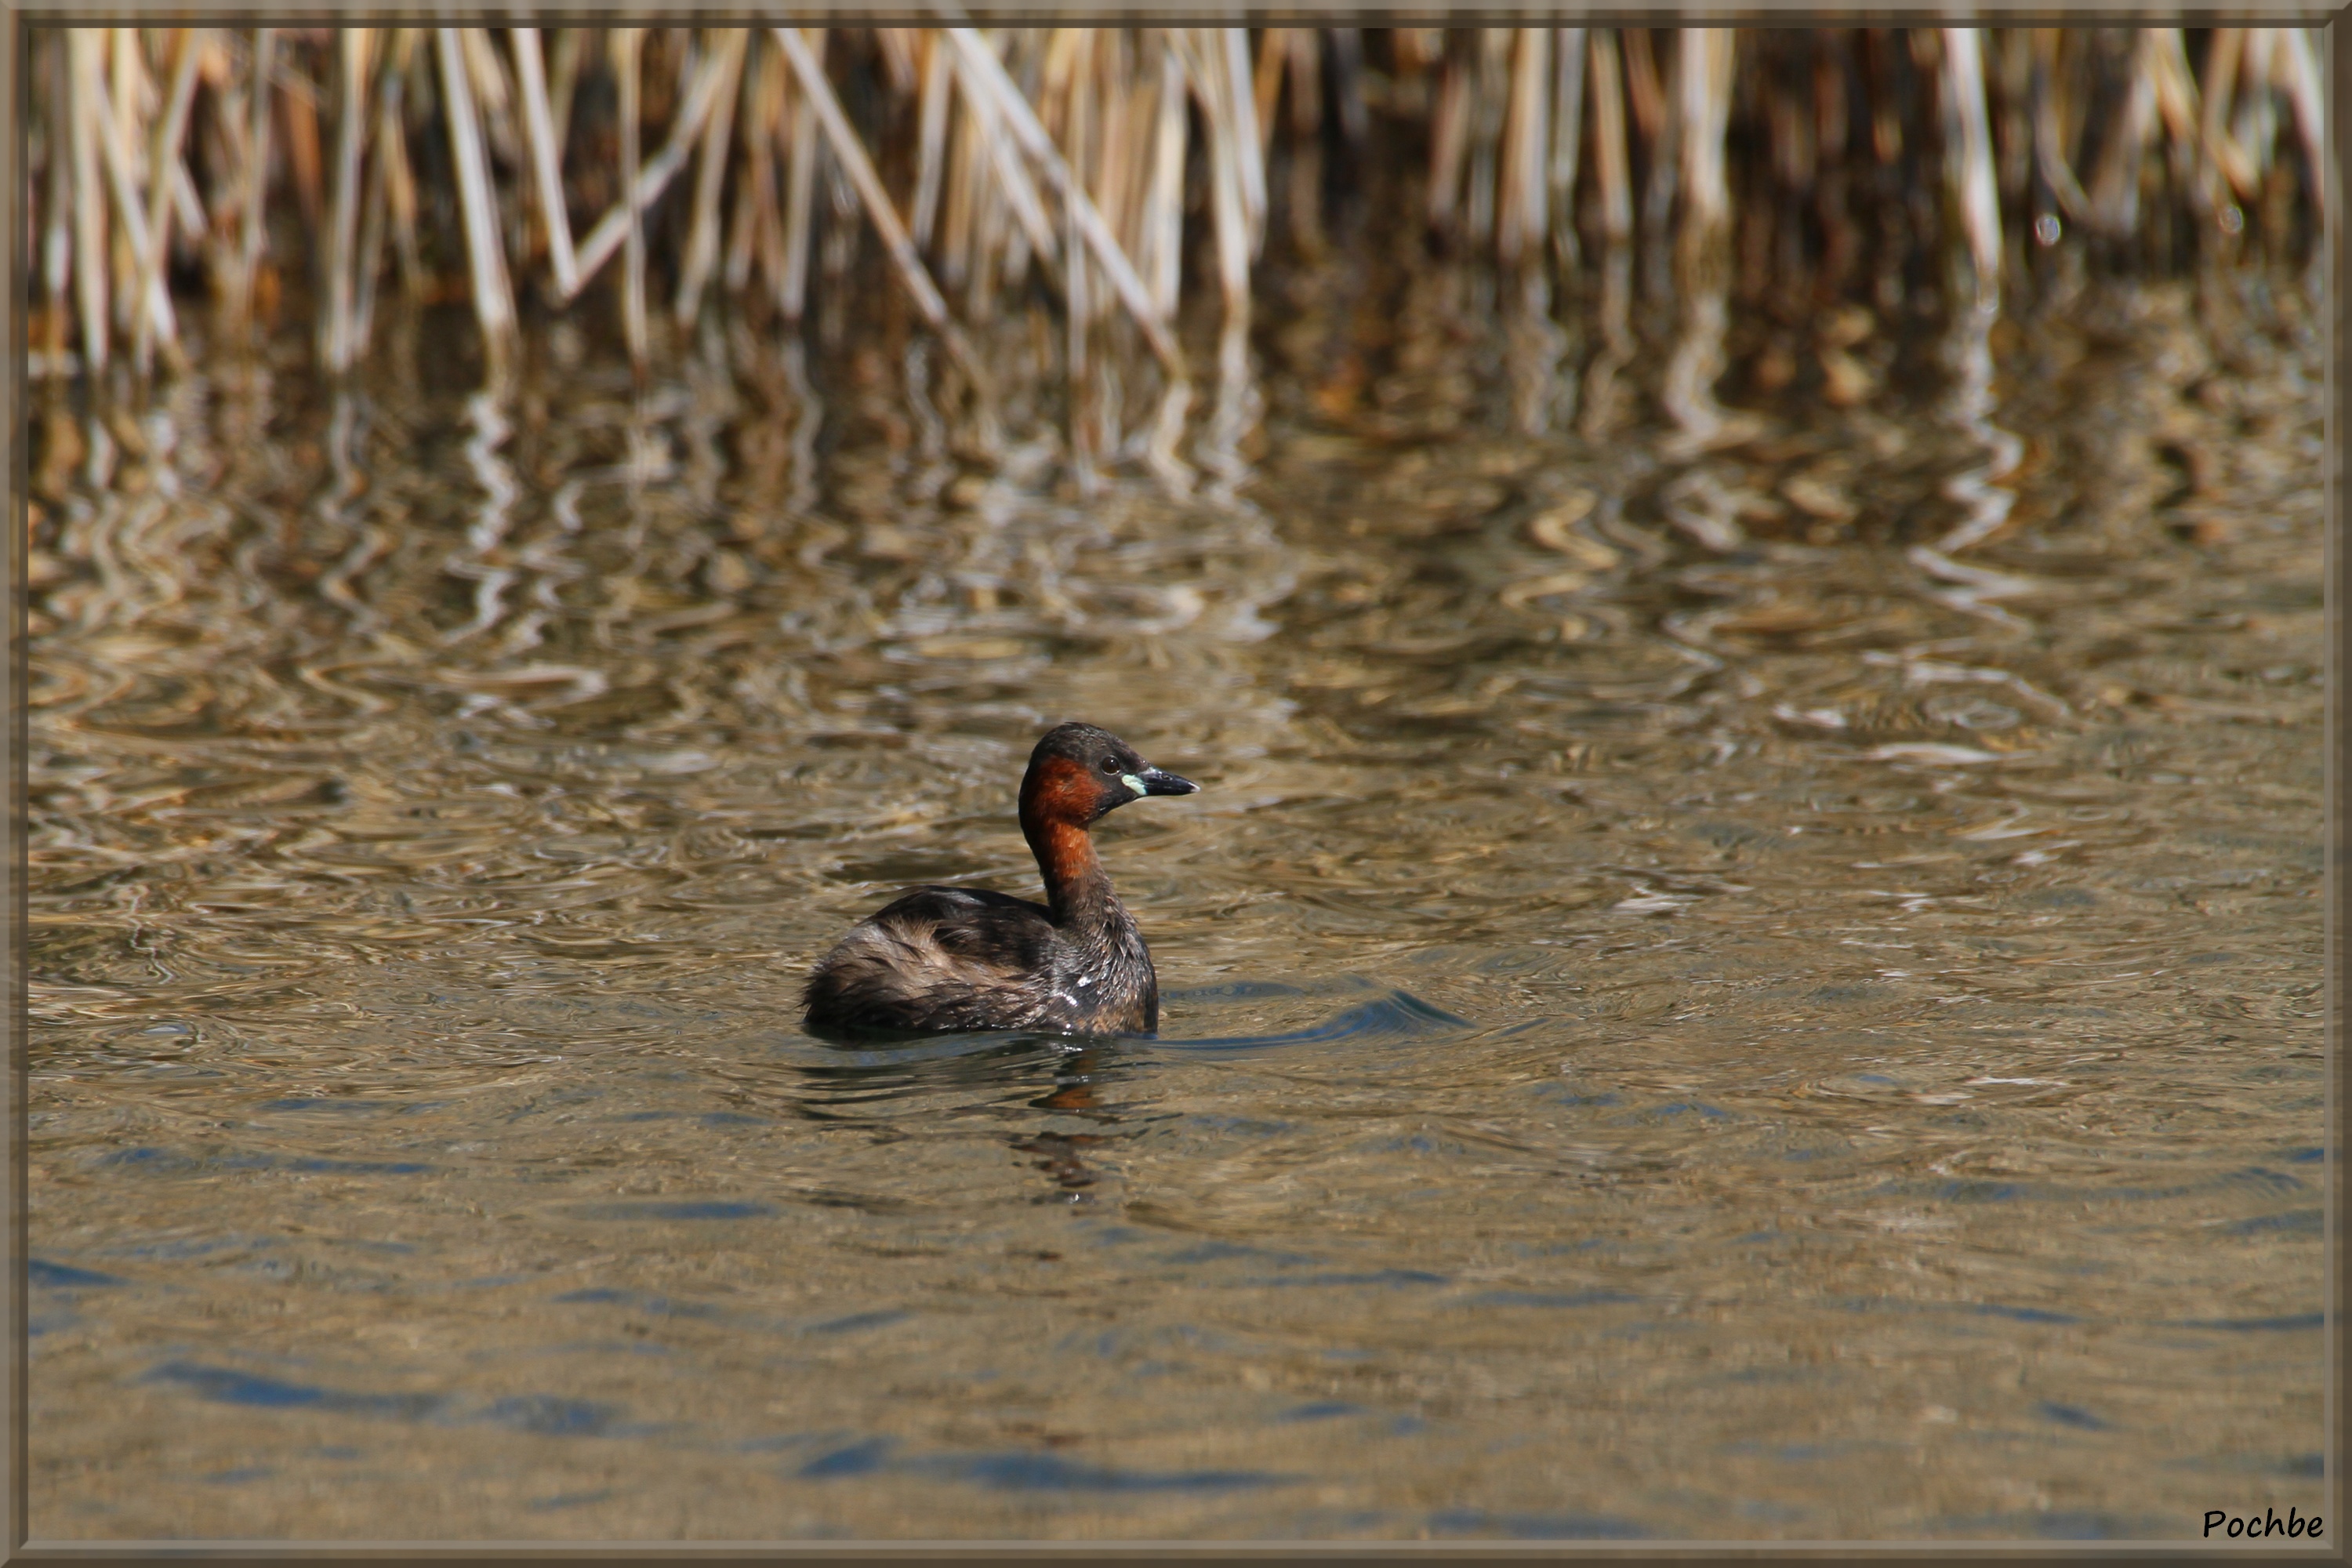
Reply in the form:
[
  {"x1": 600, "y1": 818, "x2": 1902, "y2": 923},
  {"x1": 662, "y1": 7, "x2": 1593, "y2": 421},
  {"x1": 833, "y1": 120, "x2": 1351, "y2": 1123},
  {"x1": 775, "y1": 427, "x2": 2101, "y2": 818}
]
[{"x1": 802, "y1": 722, "x2": 1198, "y2": 1036}]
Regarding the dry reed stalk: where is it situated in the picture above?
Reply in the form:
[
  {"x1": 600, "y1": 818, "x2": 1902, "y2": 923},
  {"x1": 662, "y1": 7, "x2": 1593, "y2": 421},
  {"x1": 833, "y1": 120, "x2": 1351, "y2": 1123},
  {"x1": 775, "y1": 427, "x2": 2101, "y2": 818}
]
[
  {"x1": 132, "y1": 27, "x2": 204, "y2": 375},
  {"x1": 1282, "y1": 29, "x2": 1324, "y2": 253},
  {"x1": 1039, "y1": 31, "x2": 1084, "y2": 230},
  {"x1": 1223, "y1": 30, "x2": 1265, "y2": 256},
  {"x1": 1092, "y1": 38, "x2": 1140, "y2": 456},
  {"x1": 1330, "y1": 29, "x2": 1369, "y2": 148},
  {"x1": 1144, "y1": 38, "x2": 1185, "y2": 319},
  {"x1": 2198, "y1": 28, "x2": 2252, "y2": 208},
  {"x1": 231, "y1": 27, "x2": 275, "y2": 336},
  {"x1": 1678, "y1": 29, "x2": 1733, "y2": 251},
  {"x1": 880, "y1": 28, "x2": 922, "y2": 102},
  {"x1": 565, "y1": 42, "x2": 735, "y2": 300},
  {"x1": 2089, "y1": 31, "x2": 2158, "y2": 236},
  {"x1": 753, "y1": 56, "x2": 792, "y2": 304},
  {"x1": 912, "y1": 32, "x2": 951, "y2": 249},
  {"x1": 319, "y1": 27, "x2": 372, "y2": 374},
  {"x1": 2029, "y1": 29, "x2": 2088, "y2": 223},
  {"x1": 435, "y1": 26, "x2": 518, "y2": 367},
  {"x1": 1099, "y1": 36, "x2": 1143, "y2": 267},
  {"x1": 2215, "y1": 35, "x2": 2281, "y2": 227},
  {"x1": 953, "y1": 32, "x2": 1063, "y2": 289},
  {"x1": 1621, "y1": 29, "x2": 1664, "y2": 142},
  {"x1": 2050, "y1": 33, "x2": 2089, "y2": 196},
  {"x1": 1550, "y1": 27, "x2": 1586, "y2": 269},
  {"x1": 512, "y1": 27, "x2": 580, "y2": 297},
  {"x1": 676, "y1": 28, "x2": 748, "y2": 325},
  {"x1": 1181, "y1": 25, "x2": 1250, "y2": 310},
  {"x1": 1252, "y1": 27, "x2": 1287, "y2": 162},
  {"x1": 2143, "y1": 30, "x2": 2206, "y2": 217},
  {"x1": 724, "y1": 34, "x2": 777, "y2": 295},
  {"x1": 1063, "y1": 31, "x2": 1101, "y2": 352},
  {"x1": 612, "y1": 27, "x2": 649, "y2": 369},
  {"x1": 85, "y1": 40, "x2": 177, "y2": 359},
  {"x1": 192, "y1": 36, "x2": 241, "y2": 309},
  {"x1": 107, "y1": 29, "x2": 143, "y2": 332},
  {"x1": 819, "y1": 49, "x2": 865, "y2": 316},
  {"x1": 1285, "y1": 29, "x2": 1320, "y2": 140},
  {"x1": 548, "y1": 28, "x2": 584, "y2": 166},
  {"x1": 1108, "y1": 36, "x2": 1153, "y2": 285},
  {"x1": 1394, "y1": 29, "x2": 1441, "y2": 76},
  {"x1": 161, "y1": 35, "x2": 213, "y2": 249},
  {"x1": 1628, "y1": 30, "x2": 1678, "y2": 296},
  {"x1": 1465, "y1": 28, "x2": 1513, "y2": 245},
  {"x1": 966, "y1": 118, "x2": 1007, "y2": 311},
  {"x1": 1581, "y1": 34, "x2": 1637, "y2": 441},
  {"x1": 1181, "y1": 27, "x2": 1252, "y2": 484},
  {"x1": 350, "y1": 32, "x2": 407, "y2": 354},
  {"x1": 873, "y1": 27, "x2": 919, "y2": 96},
  {"x1": 1495, "y1": 28, "x2": 1549, "y2": 267},
  {"x1": 1866, "y1": 29, "x2": 1904, "y2": 165},
  {"x1": 938, "y1": 61, "x2": 980, "y2": 291},
  {"x1": 2150, "y1": 35, "x2": 2206, "y2": 233},
  {"x1": 169, "y1": 140, "x2": 206, "y2": 252},
  {"x1": 1753, "y1": 44, "x2": 1813, "y2": 305},
  {"x1": 41, "y1": 34, "x2": 72, "y2": 354},
  {"x1": 994, "y1": 32, "x2": 1045, "y2": 294},
  {"x1": 2235, "y1": 30, "x2": 2277, "y2": 188},
  {"x1": 778, "y1": 28, "x2": 820, "y2": 321},
  {"x1": 2274, "y1": 30, "x2": 2323, "y2": 210},
  {"x1": 1813, "y1": 29, "x2": 1857, "y2": 295},
  {"x1": 1110, "y1": 38, "x2": 1151, "y2": 315},
  {"x1": 1091, "y1": 34, "x2": 1142, "y2": 303},
  {"x1": 1040, "y1": 27, "x2": 1083, "y2": 142},
  {"x1": 111, "y1": 28, "x2": 143, "y2": 169},
  {"x1": 1992, "y1": 30, "x2": 2029, "y2": 203},
  {"x1": 68, "y1": 29, "x2": 109, "y2": 375},
  {"x1": 278, "y1": 42, "x2": 325, "y2": 238},
  {"x1": 769, "y1": 24, "x2": 989, "y2": 402},
  {"x1": 381, "y1": 31, "x2": 424, "y2": 303},
  {"x1": 1428, "y1": 37, "x2": 1469, "y2": 233},
  {"x1": 459, "y1": 27, "x2": 521, "y2": 172},
  {"x1": 1134, "y1": 34, "x2": 1199, "y2": 487},
  {"x1": 1940, "y1": 28, "x2": 2002, "y2": 307},
  {"x1": 1661, "y1": 27, "x2": 1737, "y2": 449},
  {"x1": 1065, "y1": 153, "x2": 1094, "y2": 482},
  {"x1": 1588, "y1": 30, "x2": 1632, "y2": 245},
  {"x1": 946, "y1": 27, "x2": 1181, "y2": 380}
]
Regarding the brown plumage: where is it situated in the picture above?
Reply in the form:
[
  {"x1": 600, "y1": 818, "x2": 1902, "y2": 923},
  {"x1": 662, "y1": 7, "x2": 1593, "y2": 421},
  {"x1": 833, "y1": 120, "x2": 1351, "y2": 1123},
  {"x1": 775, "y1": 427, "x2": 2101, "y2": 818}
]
[{"x1": 802, "y1": 722, "x2": 1199, "y2": 1037}]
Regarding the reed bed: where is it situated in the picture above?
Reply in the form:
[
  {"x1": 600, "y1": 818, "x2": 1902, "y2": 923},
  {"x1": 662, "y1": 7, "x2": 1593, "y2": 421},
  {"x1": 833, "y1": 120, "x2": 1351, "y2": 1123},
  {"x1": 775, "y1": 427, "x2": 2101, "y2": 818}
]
[{"x1": 25, "y1": 26, "x2": 2325, "y2": 452}]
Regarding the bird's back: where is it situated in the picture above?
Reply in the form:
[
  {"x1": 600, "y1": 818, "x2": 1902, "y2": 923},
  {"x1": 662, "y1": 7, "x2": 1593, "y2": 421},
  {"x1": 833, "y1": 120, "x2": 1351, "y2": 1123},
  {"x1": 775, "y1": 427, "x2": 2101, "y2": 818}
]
[{"x1": 803, "y1": 884, "x2": 1154, "y2": 1036}]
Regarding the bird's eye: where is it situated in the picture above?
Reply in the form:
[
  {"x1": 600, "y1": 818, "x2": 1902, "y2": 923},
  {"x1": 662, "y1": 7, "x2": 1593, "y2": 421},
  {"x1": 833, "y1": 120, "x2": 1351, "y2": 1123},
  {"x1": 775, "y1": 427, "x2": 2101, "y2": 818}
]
[{"x1": 1099, "y1": 757, "x2": 1121, "y2": 775}]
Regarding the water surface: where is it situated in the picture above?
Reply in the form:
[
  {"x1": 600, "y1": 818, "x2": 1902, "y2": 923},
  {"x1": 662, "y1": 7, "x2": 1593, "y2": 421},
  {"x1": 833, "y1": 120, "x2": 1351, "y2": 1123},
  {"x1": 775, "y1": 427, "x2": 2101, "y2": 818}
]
[{"x1": 27, "y1": 267, "x2": 2326, "y2": 1540}]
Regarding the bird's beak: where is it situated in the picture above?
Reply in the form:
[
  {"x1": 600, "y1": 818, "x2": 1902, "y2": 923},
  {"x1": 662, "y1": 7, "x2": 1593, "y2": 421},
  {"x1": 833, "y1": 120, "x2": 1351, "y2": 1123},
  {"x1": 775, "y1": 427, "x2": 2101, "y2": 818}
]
[{"x1": 1134, "y1": 766, "x2": 1199, "y2": 797}]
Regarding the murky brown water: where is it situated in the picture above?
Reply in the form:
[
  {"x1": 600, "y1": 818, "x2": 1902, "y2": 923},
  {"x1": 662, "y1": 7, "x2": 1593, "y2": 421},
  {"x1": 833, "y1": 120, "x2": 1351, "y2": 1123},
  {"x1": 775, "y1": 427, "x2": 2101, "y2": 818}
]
[{"x1": 27, "y1": 260, "x2": 2325, "y2": 1541}]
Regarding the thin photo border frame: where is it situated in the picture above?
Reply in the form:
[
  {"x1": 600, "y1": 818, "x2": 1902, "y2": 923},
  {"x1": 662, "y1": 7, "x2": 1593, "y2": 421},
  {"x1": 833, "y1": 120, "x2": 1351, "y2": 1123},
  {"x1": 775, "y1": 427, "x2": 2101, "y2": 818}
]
[{"x1": 0, "y1": 5, "x2": 2338, "y2": 1559}]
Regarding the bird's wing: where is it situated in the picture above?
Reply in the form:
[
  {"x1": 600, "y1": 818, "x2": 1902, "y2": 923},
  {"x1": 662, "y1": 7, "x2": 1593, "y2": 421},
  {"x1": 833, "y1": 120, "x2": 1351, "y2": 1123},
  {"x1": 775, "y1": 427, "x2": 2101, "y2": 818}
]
[{"x1": 803, "y1": 886, "x2": 1058, "y2": 1032}]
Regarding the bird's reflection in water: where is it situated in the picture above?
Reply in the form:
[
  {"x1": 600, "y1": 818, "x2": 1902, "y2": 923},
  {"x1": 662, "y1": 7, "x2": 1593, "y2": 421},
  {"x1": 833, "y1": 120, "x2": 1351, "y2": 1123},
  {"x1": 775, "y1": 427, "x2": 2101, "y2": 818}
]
[
  {"x1": 1016, "y1": 1045, "x2": 1118, "y2": 1202},
  {"x1": 789, "y1": 990, "x2": 1474, "y2": 1201},
  {"x1": 792, "y1": 1029, "x2": 1134, "y2": 1202}
]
